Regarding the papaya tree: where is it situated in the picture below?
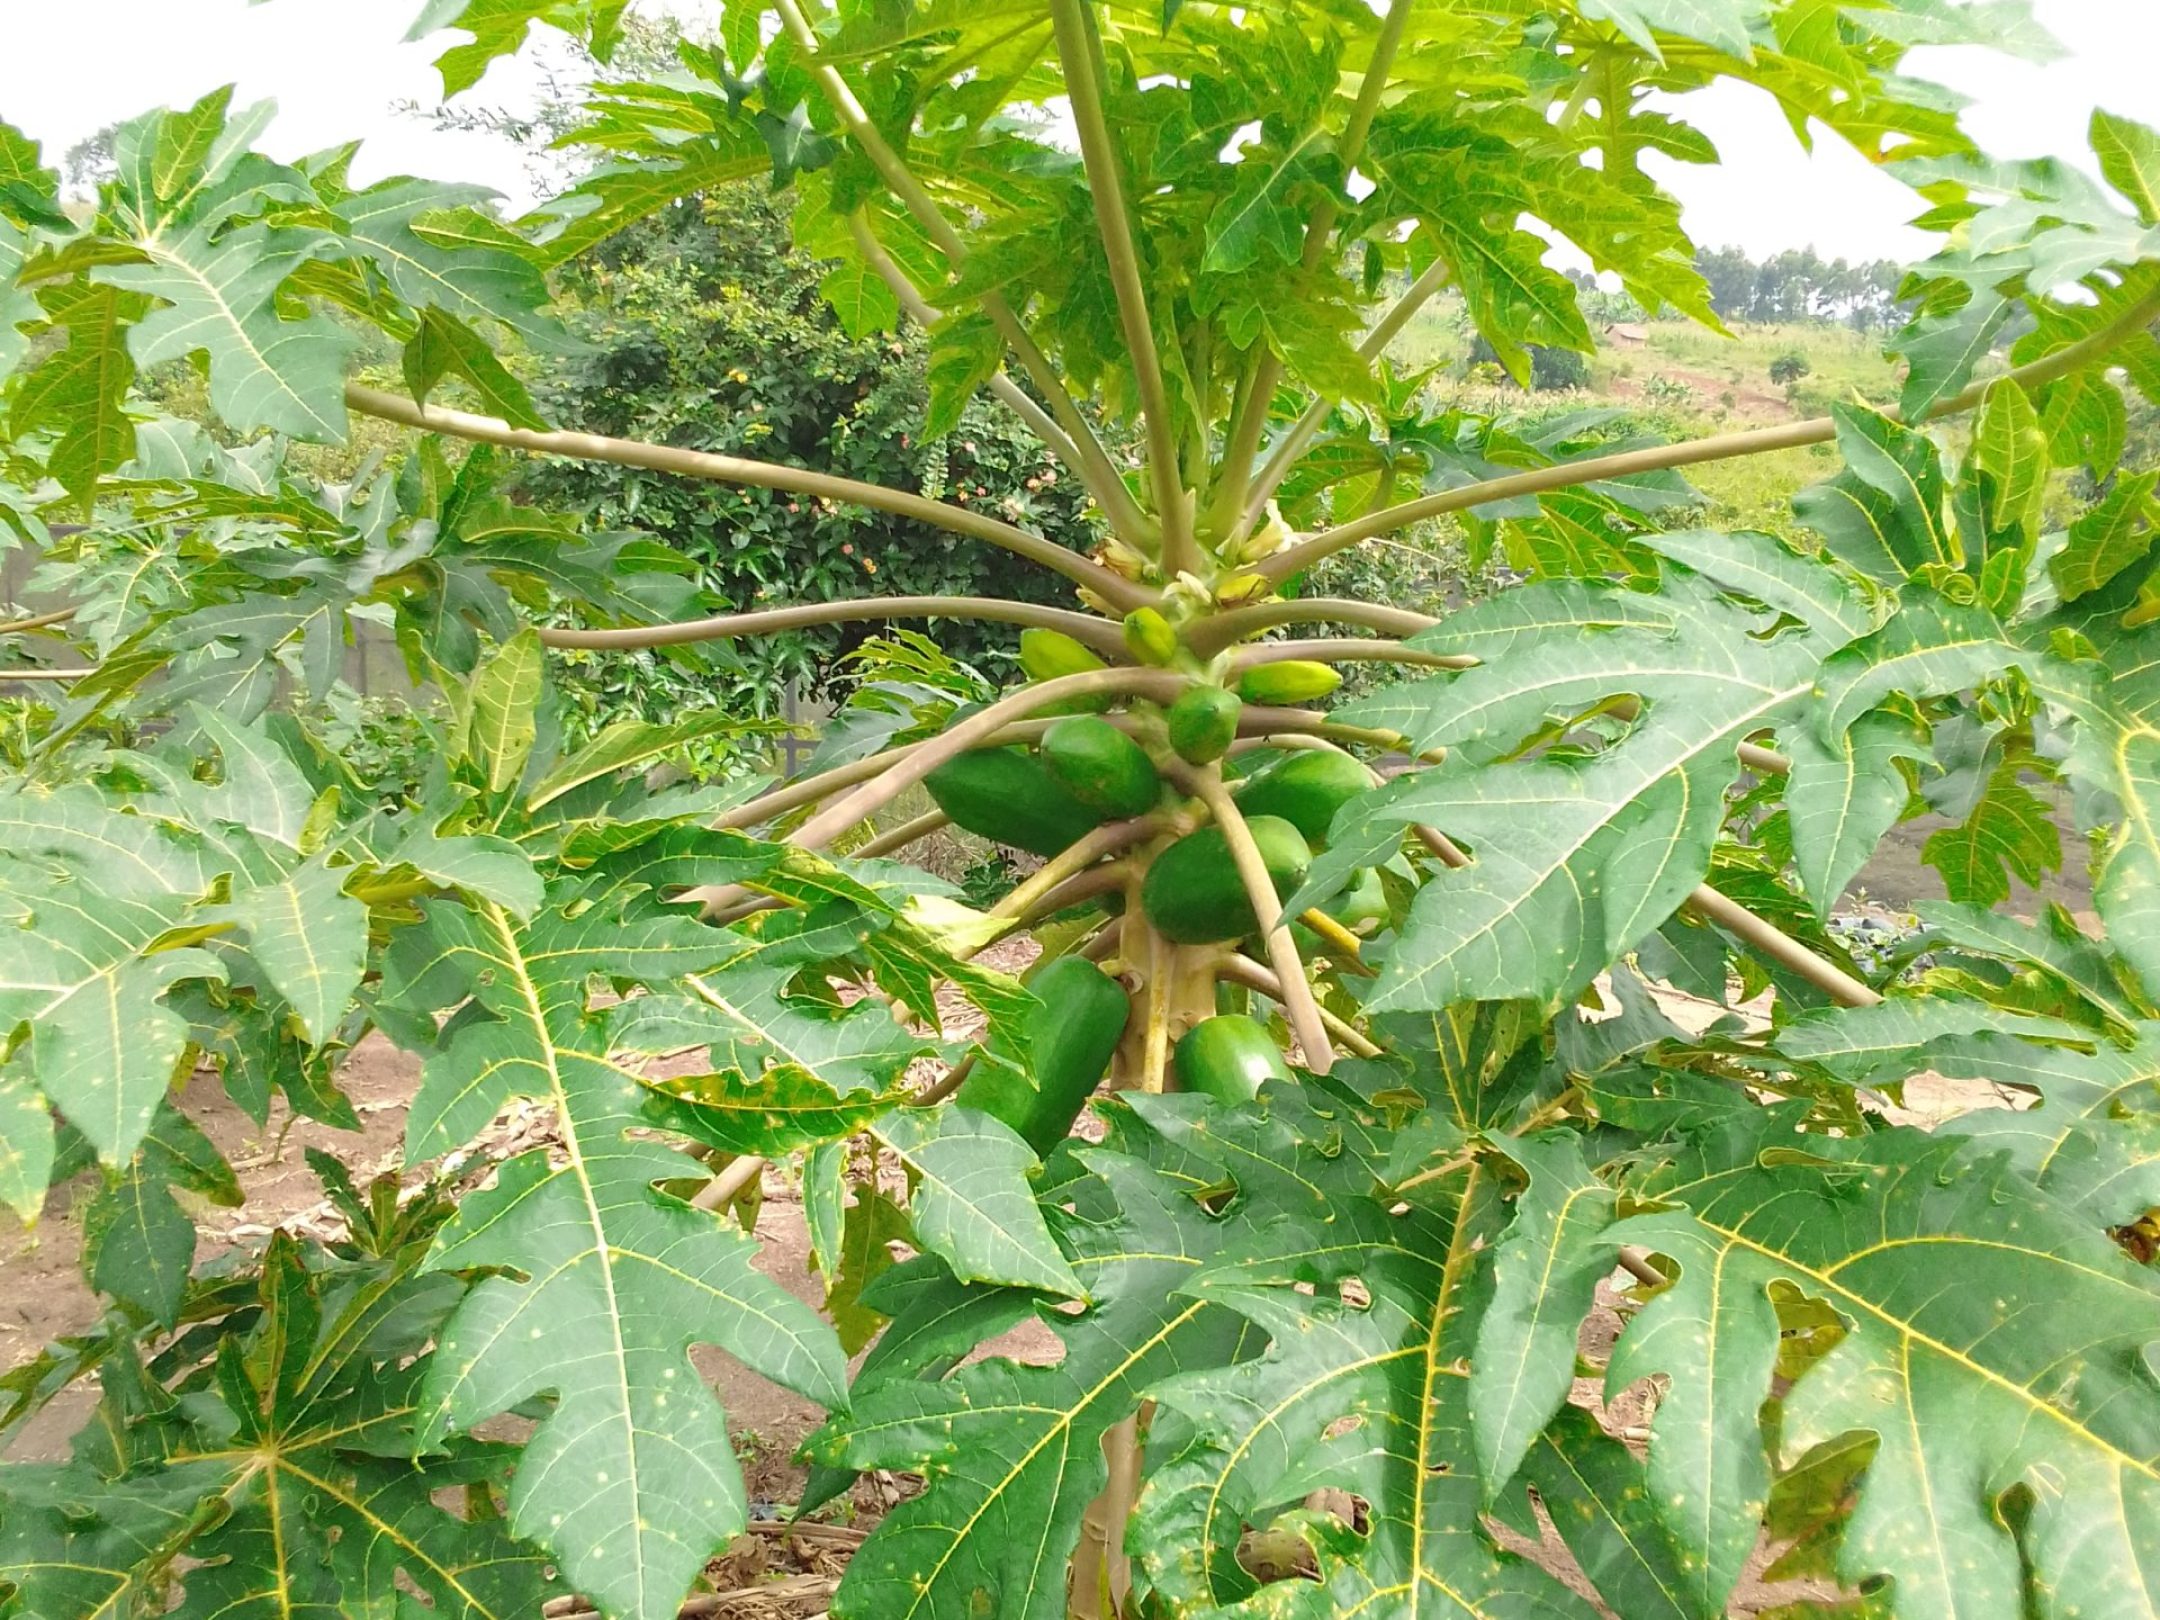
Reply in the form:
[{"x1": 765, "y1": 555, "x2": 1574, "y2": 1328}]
[{"x1": 3, "y1": 3, "x2": 2160, "y2": 1619}]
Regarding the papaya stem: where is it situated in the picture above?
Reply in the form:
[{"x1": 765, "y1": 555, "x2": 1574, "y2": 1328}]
[
  {"x1": 1080, "y1": 918, "x2": 1124, "y2": 962},
  {"x1": 1005, "y1": 862, "x2": 1136, "y2": 929},
  {"x1": 717, "y1": 751, "x2": 909, "y2": 834},
  {"x1": 1393, "y1": 1149, "x2": 1479, "y2": 1194},
  {"x1": 772, "y1": 0, "x2": 1150, "y2": 543},
  {"x1": 843, "y1": 211, "x2": 1095, "y2": 481},
  {"x1": 1238, "y1": 704, "x2": 1434, "y2": 757},
  {"x1": 541, "y1": 596, "x2": 1128, "y2": 656},
  {"x1": 1685, "y1": 885, "x2": 1880, "y2": 1008},
  {"x1": 1176, "y1": 764, "x2": 1336, "y2": 1074},
  {"x1": 1229, "y1": 638, "x2": 1471, "y2": 674},
  {"x1": 0, "y1": 607, "x2": 77, "y2": 635},
  {"x1": 1071, "y1": 1413, "x2": 1141, "y2": 1617},
  {"x1": 1209, "y1": 0, "x2": 1414, "y2": 541},
  {"x1": 1298, "y1": 907, "x2": 1374, "y2": 972},
  {"x1": 916, "y1": 1054, "x2": 977, "y2": 1107},
  {"x1": 689, "y1": 1153, "x2": 764, "y2": 1213},
  {"x1": 1258, "y1": 283, "x2": 2160, "y2": 584},
  {"x1": 1240, "y1": 256, "x2": 1454, "y2": 529},
  {"x1": 850, "y1": 809, "x2": 951, "y2": 861},
  {"x1": 1047, "y1": 0, "x2": 1192, "y2": 575},
  {"x1": 1211, "y1": 953, "x2": 1382, "y2": 1059},
  {"x1": 990, "y1": 814, "x2": 1171, "y2": 924},
  {"x1": 343, "y1": 383, "x2": 1152, "y2": 612},
  {"x1": 1189, "y1": 599, "x2": 1438, "y2": 653},
  {"x1": 1141, "y1": 925, "x2": 1176, "y2": 1093}
]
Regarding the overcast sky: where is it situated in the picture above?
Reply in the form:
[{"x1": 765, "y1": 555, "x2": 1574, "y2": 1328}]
[{"x1": 3, "y1": 0, "x2": 2157, "y2": 266}]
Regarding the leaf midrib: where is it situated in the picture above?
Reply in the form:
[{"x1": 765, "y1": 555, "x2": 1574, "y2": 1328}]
[
  {"x1": 483, "y1": 900, "x2": 652, "y2": 1620},
  {"x1": 893, "y1": 1297, "x2": 1210, "y2": 1620}
]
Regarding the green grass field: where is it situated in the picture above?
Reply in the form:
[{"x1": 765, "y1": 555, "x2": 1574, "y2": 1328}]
[{"x1": 1381, "y1": 296, "x2": 1909, "y2": 535}]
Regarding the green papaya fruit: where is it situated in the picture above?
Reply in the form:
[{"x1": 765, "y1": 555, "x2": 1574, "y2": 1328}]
[
  {"x1": 1332, "y1": 866, "x2": 1389, "y2": 932},
  {"x1": 1166, "y1": 685, "x2": 1241, "y2": 765},
  {"x1": 926, "y1": 748, "x2": 1104, "y2": 857},
  {"x1": 1017, "y1": 630, "x2": 1117, "y2": 716},
  {"x1": 1236, "y1": 660, "x2": 1342, "y2": 705},
  {"x1": 1174, "y1": 1014, "x2": 1291, "y2": 1103},
  {"x1": 957, "y1": 956, "x2": 1130, "y2": 1154},
  {"x1": 1140, "y1": 815, "x2": 1311, "y2": 944},
  {"x1": 1122, "y1": 607, "x2": 1180, "y2": 667},
  {"x1": 1041, "y1": 716, "x2": 1161, "y2": 819},
  {"x1": 1018, "y1": 627, "x2": 1108, "y2": 683},
  {"x1": 1235, "y1": 750, "x2": 1370, "y2": 848}
]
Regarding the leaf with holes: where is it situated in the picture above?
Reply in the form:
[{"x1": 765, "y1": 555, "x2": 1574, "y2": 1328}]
[{"x1": 1607, "y1": 1118, "x2": 2160, "y2": 1619}]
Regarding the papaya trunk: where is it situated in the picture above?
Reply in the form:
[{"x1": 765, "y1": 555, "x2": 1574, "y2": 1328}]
[
  {"x1": 1070, "y1": 1412, "x2": 1143, "y2": 1618},
  {"x1": 1078, "y1": 860, "x2": 1213, "y2": 1615}
]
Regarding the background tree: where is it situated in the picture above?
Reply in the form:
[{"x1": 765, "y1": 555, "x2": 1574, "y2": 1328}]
[
  {"x1": 1694, "y1": 243, "x2": 1906, "y2": 328},
  {"x1": 527, "y1": 185, "x2": 1102, "y2": 714}
]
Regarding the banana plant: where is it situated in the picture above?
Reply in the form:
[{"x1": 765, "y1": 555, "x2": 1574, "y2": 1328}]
[{"x1": 3, "y1": 4, "x2": 2160, "y2": 1619}]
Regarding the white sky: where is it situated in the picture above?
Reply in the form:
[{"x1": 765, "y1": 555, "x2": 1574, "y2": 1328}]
[{"x1": 2, "y1": 0, "x2": 2157, "y2": 265}]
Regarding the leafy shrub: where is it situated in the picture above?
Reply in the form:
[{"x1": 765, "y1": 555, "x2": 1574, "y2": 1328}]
[
  {"x1": 1770, "y1": 349, "x2": 1813, "y2": 385},
  {"x1": 1643, "y1": 371, "x2": 1697, "y2": 406},
  {"x1": 1466, "y1": 335, "x2": 1592, "y2": 391},
  {"x1": 524, "y1": 187, "x2": 1102, "y2": 715}
]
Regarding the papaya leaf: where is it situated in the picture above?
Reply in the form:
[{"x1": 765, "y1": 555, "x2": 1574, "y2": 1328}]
[
  {"x1": 0, "y1": 881, "x2": 223, "y2": 1167},
  {"x1": 1921, "y1": 755, "x2": 2062, "y2": 905},
  {"x1": 463, "y1": 629, "x2": 545, "y2": 796},
  {"x1": 1316, "y1": 578, "x2": 1830, "y2": 1010},
  {"x1": 813, "y1": 1144, "x2": 1247, "y2": 1620},
  {"x1": 83, "y1": 1107, "x2": 239, "y2": 1328},
  {"x1": 409, "y1": 0, "x2": 632, "y2": 97},
  {"x1": 1609, "y1": 1121, "x2": 2160, "y2": 1618},
  {"x1": 335, "y1": 177, "x2": 565, "y2": 347},
  {"x1": 1493, "y1": 1407, "x2": 1695, "y2": 1620},
  {"x1": 225, "y1": 856, "x2": 367, "y2": 1045},
  {"x1": 378, "y1": 884, "x2": 848, "y2": 1620},
  {"x1": 872, "y1": 1108, "x2": 1085, "y2": 1299},
  {"x1": 2051, "y1": 468, "x2": 2157, "y2": 601},
  {"x1": 1471, "y1": 1133, "x2": 1621, "y2": 1501},
  {"x1": 404, "y1": 307, "x2": 549, "y2": 430},
  {"x1": 1133, "y1": 1103, "x2": 1599, "y2": 1619},
  {"x1": 1909, "y1": 898, "x2": 2155, "y2": 1026},
  {"x1": 0, "y1": 1218, "x2": 552, "y2": 1620},
  {"x1": 1781, "y1": 707, "x2": 1928, "y2": 917}
]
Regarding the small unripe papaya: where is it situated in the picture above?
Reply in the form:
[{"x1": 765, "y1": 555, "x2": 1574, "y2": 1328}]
[
  {"x1": 1019, "y1": 628, "x2": 1107, "y2": 683},
  {"x1": 1235, "y1": 750, "x2": 1370, "y2": 848},
  {"x1": 1332, "y1": 866, "x2": 1389, "y2": 933},
  {"x1": 1166, "y1": 685, "x2": 1241, "y2": 765},
  {"x1": 956, "y1": 956, "x2": 1130, "y2": 1154},
  {"x1": 1175, "y1": 1015, "x2": 1291, "y2": 1103},
  {"x1": 1122, "y1": 607, "x2": 1180, "y2": 667},
  {"x1": 1041, "y1": 716, "x2": 1161, "y2": 818},
  {"x1": 1141, "y1": 815, "x2": 1311, "y2": 944},
  {"x1": 1237, "y1": 660, "x2": 1342, "y2": 705},
  {"x1": 926, "y1": 749, "x2": 1103, "y2": 857}
]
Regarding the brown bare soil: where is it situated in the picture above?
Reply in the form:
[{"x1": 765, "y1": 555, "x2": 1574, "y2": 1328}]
[{"x1": 1603, "y1": 364, "x2": 1798, "y2": 422}]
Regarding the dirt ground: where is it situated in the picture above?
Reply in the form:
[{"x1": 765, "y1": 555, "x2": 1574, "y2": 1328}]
[{"x1": 1605, "y1": 364, "x2": 1796, "y2": 423}]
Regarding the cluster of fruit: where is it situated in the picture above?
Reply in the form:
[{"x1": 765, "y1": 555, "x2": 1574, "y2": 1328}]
[{"x1": 921, "y1": 628, "x2": 1383, "y2": 1141}]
